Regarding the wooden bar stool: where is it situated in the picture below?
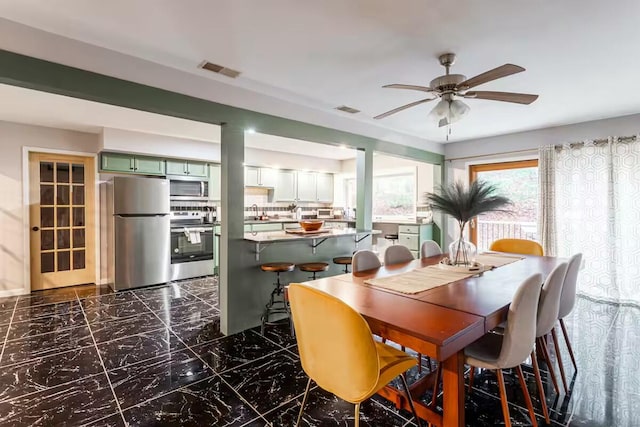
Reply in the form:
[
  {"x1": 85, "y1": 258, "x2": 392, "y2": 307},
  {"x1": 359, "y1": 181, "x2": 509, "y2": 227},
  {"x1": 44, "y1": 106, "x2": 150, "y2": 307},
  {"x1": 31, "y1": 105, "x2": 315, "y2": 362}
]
[
  {"x1": 297, "y1": 262, "x2": 329, "y2": 280},
  {"x1": 332, "y1": 256, "x2": 352, "y2": 273},
  {"x1": 260, "y1": 262, "x2": 295, "y2": 335}
]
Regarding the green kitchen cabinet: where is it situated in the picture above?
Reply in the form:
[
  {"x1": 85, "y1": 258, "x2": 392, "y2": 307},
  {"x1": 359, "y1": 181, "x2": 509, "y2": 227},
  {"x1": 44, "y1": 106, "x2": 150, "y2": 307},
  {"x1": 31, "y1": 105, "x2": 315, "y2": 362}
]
[
  {"x1": 296, "y1": 171, "x2": 317, "y2": 202},
  {"x1": 250, "y1": 223, "x2": 283, "y2": 232},
  {"x1": 134, "y1": 156, "x2": 165, "y2": 175},
  {"x1": 166, "y1": 159, "x2": 208, "y2": 177},
  {"x1": 101, "y1": 152, "x2": 135, "y2": 173},
  {"x1": 101, "y1": 152, "x2": 164, "y2": 175}
]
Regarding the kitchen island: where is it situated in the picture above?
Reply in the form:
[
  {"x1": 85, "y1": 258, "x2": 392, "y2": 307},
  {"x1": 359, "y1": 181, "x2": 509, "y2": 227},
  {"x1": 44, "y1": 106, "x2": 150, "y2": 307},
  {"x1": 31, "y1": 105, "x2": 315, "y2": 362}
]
[
  {"x1": 217, "y1": 227, "x2": 380, "y2": 331},
  {"x1": 244, "y1": 227, "x2": 381, "y2": 261}
]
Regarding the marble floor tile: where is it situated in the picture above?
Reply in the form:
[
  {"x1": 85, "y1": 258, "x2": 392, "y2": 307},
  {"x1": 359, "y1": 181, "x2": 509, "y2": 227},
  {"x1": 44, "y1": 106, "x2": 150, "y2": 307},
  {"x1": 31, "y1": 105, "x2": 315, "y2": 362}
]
[
  {"x1": 84, "y1": 412, "x2": 127, "y2": 427},
  {"x1": 263, "y1": 387, "x2": 411, "y2": 427},
  {"x1": 168, "y1": 316, "x2": 223, "y2": 350},
  {"x1": 155, "y1": 300, "x2": 219, "y2": 326},
  {"x1": 121, "y1": 376, "x2": 263, "y2": 427},
  {"x1": 0, "y1": 374, "x2": 119, "y2": 426},
  {"x1": 8, "y1": 301, "x2": 81, "y2": 325},
  {"x1": 258, "y1": 323, "x2": 297, "y2": 349},
  {"x1": 79, "y1": 291, "x2": 140, "y2": 308},
  {"x1": 97, "y1": 327, "x2": 184, "y2": 370},
  {"x1": 0, "y1": 296, "x2": 19, "y2": 313},
  {"x1": 73, "y1": 284, "x2": 115, "y2": 300},
  {"x1": 15, "y1": 289, "x2": 78, "y2": 309},
  {"x1": 108, "y1": 348, "x2": 214, "y2": 410},
  {"x1": 0, "y1": 346, "x2": 103, "y2": 402},
  {"x1": 82, "y1": 299, "x2": 152, "y2": 324},
  {"x1": 6, "y1": 310, "x2": 87, "y2": 340},
  {"x1": 221, "y1": 349, "x2": 309, "y2": 414},
  {"x1": 89, "y1": 313, "x2": 166, "y2": 343},
  {"x1": 189, "y1": 289, "x2": 219, "y2": 308},
  {"x1": 1, "y1": 325, "x2": 94, "y2": 366},
  {"x1": 141, "y1": 292, "x2": 202, "y2": 311},
  {"x1": 190, "y1": 329, "x2": 282, "y2": 374},
  {"x1": 131, "y1": 284, "x2": 176, "y2": 300},
  {"x1": 176, "y1": 277, "x2": 217, "y2": 292}
]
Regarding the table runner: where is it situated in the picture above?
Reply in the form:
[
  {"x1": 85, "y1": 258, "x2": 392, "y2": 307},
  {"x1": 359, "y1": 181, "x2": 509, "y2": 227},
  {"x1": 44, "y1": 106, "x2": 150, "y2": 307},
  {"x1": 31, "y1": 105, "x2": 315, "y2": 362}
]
[{"x1": 364, "y1": 252, "x2": 524, "y2": 294}]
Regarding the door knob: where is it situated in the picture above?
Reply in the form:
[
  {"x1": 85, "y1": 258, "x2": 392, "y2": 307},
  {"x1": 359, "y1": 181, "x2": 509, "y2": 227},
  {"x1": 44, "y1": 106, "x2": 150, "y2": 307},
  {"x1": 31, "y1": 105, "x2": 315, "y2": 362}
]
[{"x1": 32, "y1": 226, "x2": 40, "y2": 231}]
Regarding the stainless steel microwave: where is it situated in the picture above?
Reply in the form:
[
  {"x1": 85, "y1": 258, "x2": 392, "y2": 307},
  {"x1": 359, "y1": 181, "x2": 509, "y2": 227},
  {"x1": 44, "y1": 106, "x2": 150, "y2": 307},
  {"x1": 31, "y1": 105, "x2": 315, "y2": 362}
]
[{"x1": 168, "y1": 176, "x2": 209, "y2": 200}]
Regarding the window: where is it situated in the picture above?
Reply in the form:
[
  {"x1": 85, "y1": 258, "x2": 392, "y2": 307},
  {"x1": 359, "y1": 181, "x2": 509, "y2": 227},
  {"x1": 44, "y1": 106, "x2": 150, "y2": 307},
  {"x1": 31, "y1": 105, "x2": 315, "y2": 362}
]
[
  {"x1": 345, "y1": 170, "x2": 416, "y2": 220},
  {"x1": 469, "y1": 160, "x2": 539, "y2": 251}
]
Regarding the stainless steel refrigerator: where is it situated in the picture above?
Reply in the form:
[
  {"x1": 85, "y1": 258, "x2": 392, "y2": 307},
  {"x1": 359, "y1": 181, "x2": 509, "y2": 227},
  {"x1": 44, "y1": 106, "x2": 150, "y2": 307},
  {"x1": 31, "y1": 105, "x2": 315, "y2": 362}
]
[{"x1": 103, "y1": 176, "x2": 171, "y2": 290}]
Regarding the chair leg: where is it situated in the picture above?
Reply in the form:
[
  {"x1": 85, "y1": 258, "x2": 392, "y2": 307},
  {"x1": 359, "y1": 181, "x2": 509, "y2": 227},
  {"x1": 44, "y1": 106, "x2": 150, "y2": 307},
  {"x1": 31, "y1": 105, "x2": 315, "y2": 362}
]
[
  {"x1": 296, "y1": 378, "x2": 312, "y2": 427},
  {"x1": 551, "y1": 327, "x2": 569, "y2": 392},
  {"x1": 400, "y1": 374, "x2": 422, "y2": 427},
  {"x1": 516, "y1": 365, "x2": 538, "y2": 427},
  {"x1": 468, "y1": 366, "x2": 475, "y2": 393},
  {"x1": 430, "y1": 364, "x2": 442, "y2": 408},
  {"x1": 559, "y1": 318, "x2": 578, "y2": 372},
  {"x1": 538, "y1": 336, "x2": 561, "y2": 395},
  {"x1": 496, "y1": 369, "x2": 512, "y2": 427},
  {"x1": 530, "y1": 350, "x2": 550, "y2": 424},
  {"x1": 354, "y1": 402, "x2": 361, "y2": 427},
  {"x1": 418, "y1": 353, "x2": 422, "y2": 374}
]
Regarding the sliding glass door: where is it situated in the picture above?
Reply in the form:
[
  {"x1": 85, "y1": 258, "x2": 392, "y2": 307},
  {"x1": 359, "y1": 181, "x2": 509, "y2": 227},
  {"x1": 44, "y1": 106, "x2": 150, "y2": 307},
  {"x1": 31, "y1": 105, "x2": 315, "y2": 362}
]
[{"x1": 469, "y1": 160, "x2": 538, "y2": 251}]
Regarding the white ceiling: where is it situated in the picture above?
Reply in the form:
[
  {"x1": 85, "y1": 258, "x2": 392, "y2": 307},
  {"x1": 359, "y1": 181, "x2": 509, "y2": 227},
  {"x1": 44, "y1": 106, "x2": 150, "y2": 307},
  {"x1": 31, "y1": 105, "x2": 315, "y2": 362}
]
[
  {"x1": 0, "y1": 84, "x2": 356, "y2": 160},
  {"x1": 1, "y1": 1, "x2": 640, "y2": 143}
]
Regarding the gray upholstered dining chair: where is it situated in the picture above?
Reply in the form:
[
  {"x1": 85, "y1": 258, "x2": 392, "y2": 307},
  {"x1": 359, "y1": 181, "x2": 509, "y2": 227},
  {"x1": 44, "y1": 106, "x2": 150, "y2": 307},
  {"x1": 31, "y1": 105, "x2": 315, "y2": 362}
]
[
  {"x1": 530, "y1": 262, "x2": 569, "y2": 423},
  {"x1": 465, "y1": 273, "x2": 543, "y2": 427},
  {"x1": 420, "y1": 240, "x2": 442, "y2": 258},
  {"x1": 352, "y1": 250, "x2": 381, "y2": 273},
  {"x1": 383, "y1": 244, "x2": 414, "y2": 265},
  {"x1": 557, "y1": 253, "x2": 583, "y2": 372}
]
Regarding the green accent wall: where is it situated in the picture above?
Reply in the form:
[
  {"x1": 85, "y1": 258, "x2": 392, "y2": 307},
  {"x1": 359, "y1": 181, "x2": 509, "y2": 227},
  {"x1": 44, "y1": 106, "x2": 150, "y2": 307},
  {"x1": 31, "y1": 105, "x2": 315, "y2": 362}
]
[{"x1": 0, "y1": 49, "x2": 444, "y2": 165}]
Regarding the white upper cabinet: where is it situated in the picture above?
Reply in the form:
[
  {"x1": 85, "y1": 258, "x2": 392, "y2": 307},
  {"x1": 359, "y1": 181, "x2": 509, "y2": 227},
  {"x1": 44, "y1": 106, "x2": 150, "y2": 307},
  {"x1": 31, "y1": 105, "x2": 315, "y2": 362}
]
[
  {"x1": 208, "y1": 164, "x2": 221, "y2": 201},
  {"x1": 245, "y1": 166, "x2": 276, "y2": 187},
  {"x1": 260, "y1": 168, "x2": 277, "y2": 188},
  {"x1": 274, "y1": 170, "x2": 297, "y2": 201},
  {"x1": 316, "y1": 173, "x2": 334, "y2": 202},
  {"x1": 296, "y1": 172, "x2": 317, "y2": 202},
  {"x1": 245, "y1": 167, "x2": 260, "y2": 186}
]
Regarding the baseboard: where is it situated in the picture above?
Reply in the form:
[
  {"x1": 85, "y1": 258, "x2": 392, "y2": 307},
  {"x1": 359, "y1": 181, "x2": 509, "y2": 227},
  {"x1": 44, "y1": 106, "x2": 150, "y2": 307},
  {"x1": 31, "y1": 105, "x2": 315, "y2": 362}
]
[{"x1": 0, "y1": 288, "x2": 29, "y2": 298}]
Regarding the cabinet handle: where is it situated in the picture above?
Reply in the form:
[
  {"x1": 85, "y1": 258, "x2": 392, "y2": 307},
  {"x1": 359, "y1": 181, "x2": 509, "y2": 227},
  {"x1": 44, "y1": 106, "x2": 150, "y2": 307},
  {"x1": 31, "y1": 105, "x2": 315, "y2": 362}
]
[{"x1": 130, "y1": 158, "x2": 135, "y2": 170}]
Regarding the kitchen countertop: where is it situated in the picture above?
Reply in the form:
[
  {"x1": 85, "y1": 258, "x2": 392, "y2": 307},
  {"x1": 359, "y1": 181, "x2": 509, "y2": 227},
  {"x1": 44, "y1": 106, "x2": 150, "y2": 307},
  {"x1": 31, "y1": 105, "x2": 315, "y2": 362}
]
[
  {"x1": 372, "y1": 220, "x2": 433, "y2": 225},
  {"x1": 242, "y1": 227, "x2": 380, "y2": 243},
  {"x1": 244, "y1": 218, "x2": 355, "y2": 224}
]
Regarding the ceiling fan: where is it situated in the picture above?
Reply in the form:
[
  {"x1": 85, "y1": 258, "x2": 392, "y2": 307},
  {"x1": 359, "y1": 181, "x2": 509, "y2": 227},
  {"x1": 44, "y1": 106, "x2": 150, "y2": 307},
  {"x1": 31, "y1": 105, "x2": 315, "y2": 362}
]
[{"x1": 374, "y1": 53, "x2": 538, "y2": 128}]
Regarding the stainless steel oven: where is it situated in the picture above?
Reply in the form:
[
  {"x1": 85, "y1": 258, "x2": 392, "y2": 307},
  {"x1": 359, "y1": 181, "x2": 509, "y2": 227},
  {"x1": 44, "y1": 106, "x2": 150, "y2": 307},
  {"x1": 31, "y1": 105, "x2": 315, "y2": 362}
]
[
  {"x1": 169, "y1": 176, "x2": 209, "y2": 201},
  {"x1": 169, "y1": 211, "x2": 215, "y2": 280}
]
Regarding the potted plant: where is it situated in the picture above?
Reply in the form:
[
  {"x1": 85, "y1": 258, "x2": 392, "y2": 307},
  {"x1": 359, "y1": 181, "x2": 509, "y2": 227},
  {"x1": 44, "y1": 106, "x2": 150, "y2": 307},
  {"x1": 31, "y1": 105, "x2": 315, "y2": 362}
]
[{"x1": 425, "y1": 180, "x2": 511, "y2": 266}]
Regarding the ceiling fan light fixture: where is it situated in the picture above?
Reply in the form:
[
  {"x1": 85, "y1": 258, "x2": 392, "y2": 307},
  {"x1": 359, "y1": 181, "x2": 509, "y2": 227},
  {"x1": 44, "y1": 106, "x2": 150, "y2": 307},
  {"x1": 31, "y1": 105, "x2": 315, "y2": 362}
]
[
  {"x1": 449, "y1": 99, "x2": 470, "y2": 121},
  {"x1": 427, "y1": 98, "x2": 450, "y2": 122}
]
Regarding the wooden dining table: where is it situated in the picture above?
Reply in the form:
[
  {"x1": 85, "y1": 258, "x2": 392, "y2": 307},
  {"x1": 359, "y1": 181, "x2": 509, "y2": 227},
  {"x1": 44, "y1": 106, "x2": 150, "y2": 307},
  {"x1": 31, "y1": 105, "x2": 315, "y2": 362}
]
[{"x1": 298, "y1": 253, "x2": 565, "y2": 427}]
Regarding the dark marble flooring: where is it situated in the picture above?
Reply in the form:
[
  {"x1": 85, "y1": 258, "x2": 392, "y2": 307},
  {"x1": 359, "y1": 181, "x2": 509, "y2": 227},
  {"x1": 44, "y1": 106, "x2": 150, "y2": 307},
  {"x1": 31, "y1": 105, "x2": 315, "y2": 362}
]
[{"x1": 0, "y1": 277, "x2": 637, "y2": 426}]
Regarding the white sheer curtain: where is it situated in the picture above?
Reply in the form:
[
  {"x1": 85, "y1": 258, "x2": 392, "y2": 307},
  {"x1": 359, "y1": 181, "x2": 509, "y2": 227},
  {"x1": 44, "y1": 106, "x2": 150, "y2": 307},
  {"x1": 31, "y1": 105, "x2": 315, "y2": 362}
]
[{"x1": 538, "y1": 136, "x2": 640, "y2": 305}]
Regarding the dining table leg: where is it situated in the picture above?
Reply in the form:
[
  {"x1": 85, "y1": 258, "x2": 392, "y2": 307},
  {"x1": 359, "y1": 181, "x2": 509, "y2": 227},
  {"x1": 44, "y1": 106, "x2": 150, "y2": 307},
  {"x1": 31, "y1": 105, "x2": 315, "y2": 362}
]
[{"x1": 442, "y1": 350, "x2": 465, "y2": 427}]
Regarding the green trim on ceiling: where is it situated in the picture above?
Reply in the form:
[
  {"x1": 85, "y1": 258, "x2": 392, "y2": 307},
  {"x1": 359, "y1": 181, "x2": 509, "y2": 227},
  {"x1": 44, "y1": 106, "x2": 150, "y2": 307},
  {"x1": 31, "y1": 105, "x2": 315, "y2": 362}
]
[{"x1": 0, "y1": 49, "x2": 444, "y2": 164}]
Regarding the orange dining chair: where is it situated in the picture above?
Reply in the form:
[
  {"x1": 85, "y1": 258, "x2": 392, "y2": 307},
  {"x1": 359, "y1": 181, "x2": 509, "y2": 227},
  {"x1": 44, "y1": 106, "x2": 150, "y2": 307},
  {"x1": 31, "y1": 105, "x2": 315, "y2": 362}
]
[
  {"x1": 288, "y1": 283, "x2": 422, "y2": 427},
  {"x1": 489, "y1": 238, "x2": 544, "y2": 256}
]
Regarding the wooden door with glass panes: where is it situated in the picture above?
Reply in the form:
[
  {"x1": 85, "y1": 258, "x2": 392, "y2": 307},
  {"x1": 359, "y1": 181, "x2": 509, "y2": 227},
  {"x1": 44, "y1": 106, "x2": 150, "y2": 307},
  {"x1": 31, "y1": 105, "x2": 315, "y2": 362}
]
[{"x1": 29, "y1": 153, "x2": 96, "y2": 290}]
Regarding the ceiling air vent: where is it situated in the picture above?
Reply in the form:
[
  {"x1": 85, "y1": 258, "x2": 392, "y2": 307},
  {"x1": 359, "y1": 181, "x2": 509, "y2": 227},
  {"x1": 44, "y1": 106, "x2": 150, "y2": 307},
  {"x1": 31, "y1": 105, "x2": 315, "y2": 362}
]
[
  {"x1": 199, "y1": 61, "x2": 241, "y2": 78},
  {"x1": 335, "y1": 105, "x2": 361, "y2": 114}
]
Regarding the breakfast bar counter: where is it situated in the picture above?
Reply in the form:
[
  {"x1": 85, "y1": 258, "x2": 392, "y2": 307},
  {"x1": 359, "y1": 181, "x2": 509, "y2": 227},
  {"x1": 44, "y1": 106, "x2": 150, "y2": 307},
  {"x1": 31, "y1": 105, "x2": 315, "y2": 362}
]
[{"x1": 243, "y1": 227, "x2": 380, "y2": 243}]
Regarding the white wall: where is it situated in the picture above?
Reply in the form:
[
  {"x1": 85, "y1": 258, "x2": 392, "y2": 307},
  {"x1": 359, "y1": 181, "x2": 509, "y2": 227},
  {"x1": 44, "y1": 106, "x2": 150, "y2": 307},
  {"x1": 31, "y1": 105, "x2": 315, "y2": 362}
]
[{"x1": 0, "y1": 121, "x2": 99, "y2": 296}]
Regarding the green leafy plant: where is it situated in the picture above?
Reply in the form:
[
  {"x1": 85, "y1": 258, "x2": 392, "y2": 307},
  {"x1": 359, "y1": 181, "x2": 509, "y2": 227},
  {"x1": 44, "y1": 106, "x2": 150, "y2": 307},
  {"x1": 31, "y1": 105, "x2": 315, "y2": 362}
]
[{"x1": 425, "y1": 180, "x2": 512, "y2": 263}]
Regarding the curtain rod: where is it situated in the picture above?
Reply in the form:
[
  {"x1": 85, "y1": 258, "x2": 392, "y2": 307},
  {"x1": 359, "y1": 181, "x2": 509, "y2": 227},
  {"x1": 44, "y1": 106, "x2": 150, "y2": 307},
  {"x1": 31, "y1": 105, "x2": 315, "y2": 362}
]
[
  {"x1": 556, "y1": 134, "x2": 637, "y2": 150},
  {"x1": 446, "y1": 134, "x2": 638, "y2": 162},
  {"x1": 446, "y1": 148, "x2": 537, "y2": 162}
]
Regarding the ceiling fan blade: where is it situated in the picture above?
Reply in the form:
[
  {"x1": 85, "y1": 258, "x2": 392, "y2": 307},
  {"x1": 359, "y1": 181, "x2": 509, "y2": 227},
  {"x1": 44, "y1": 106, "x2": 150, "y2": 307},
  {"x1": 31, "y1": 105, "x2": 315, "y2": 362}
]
[
  {"x1": 457, "y1": 64, "x2": 525, "y2": 90},
  {"x1": 466, "y1": 91, "x2": 538, "y2": 105},
  {"x1": 374, "y1": 97, "x2": 436, "y2": 119},
  {"x1": 382, "y1": 84, "x2": 434, "y2": 93}
]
